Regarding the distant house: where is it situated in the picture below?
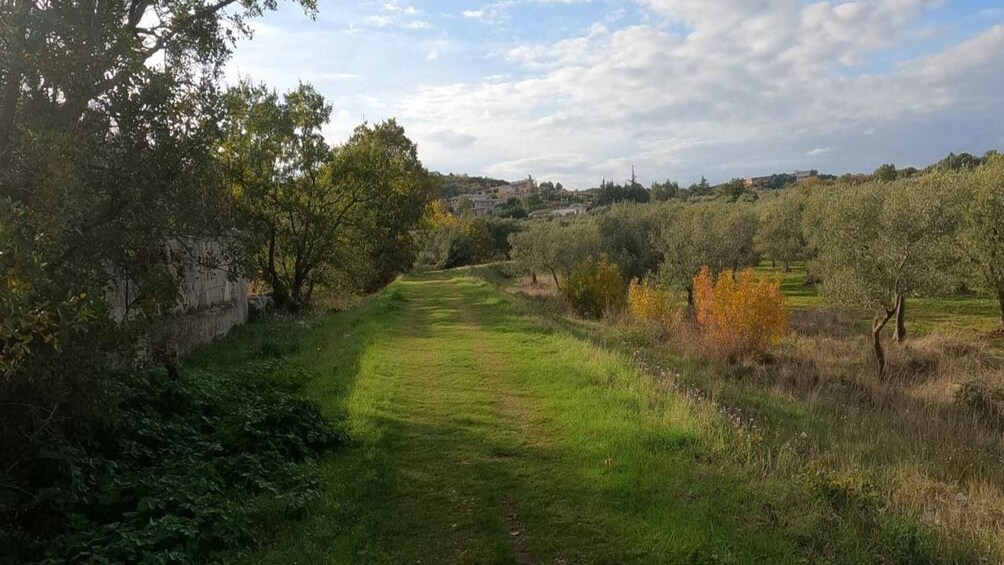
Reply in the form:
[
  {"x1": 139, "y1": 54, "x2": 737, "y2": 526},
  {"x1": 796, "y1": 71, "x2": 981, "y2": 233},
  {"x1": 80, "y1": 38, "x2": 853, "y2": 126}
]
[
  {"x1": 530, "y1": 204, "x2": 587, "y2": 219},
  {"x1": 482, "y1": 180, "x2": 534, "y2": 200},
  {"x1": 794, "y1": 170, "x2": 816, "y2": 182},
  {"x1": 553, "y1": 204, "x2": 587, "y2": 216},
  {"x1": 744, "y1": 176, "x2": 772, "y2": 189},
  {"x1": 448, "y1": 193, "x2": 497, "y2": 217}
]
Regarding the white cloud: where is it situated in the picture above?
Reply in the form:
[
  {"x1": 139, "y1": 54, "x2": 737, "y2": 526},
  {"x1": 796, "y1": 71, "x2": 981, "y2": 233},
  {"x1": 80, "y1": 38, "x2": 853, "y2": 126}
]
[
  {"x1": 228, "y1": 1, "x2": 1004, "y2": 188},
  {"x1": 395, "y1": 4, "x2": 1004, "y2": 186}
]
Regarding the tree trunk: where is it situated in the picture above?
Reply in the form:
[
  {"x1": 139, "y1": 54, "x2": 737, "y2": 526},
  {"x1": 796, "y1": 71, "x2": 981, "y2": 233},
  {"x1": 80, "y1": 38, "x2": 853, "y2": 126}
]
[
  {"x1": 549, "y1": 268, "x2": 560, "y2": 289},
  {"x1": 771, "y1": 258, "x2": 776, "y2": 270},
  {"x1": 895, "y1": 294, "x2": 907, "y2": 342},
  {"x1": 872, "y1": 309, "x2": 895, "y2": 377},
  {"x1": 686, "y1": 285, "x2": 694, "y2": 308},
  {"x1": 0, "y1": 61, "x2": 23, "y2": 168},
  {"x1": 783, "y1": 262, "x2": 792, "y2": 273},
  {"x1": 531, "y1": 272, "x2": 538, "y2": 285},
  {"x1": 997, "y1": 287, "x2": 1004, "y2": 332}
]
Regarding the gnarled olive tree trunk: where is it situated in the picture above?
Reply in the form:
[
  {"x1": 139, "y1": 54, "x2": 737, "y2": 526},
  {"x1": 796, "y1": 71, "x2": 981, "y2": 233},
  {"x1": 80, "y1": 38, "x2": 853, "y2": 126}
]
[
  {"x1": 872, "y1": 303, "x2": 898, "y2": 377},
  {"x1": 894, "y1": 294, "x2": 907, "y2": 342}
]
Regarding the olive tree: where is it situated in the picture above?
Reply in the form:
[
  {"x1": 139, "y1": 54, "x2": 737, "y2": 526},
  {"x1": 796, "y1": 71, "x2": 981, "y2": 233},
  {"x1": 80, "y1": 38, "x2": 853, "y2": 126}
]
[
  {"x1": 595, "y1": 203, "x2": 665, "y2": 282},
  {"x1": 813, "y1": 180, "x2": 960, "y2": 375},
  {"x1": 509, "y1": 219, "x2": 600, "y2": 288},
  {"x1": 755, "y1": 191, "x2": 806, "y2": 271},
  {"x1": 954, "y1": 155, "x2": 1004, "y2": 330},
  {"x1": 656, "y1": 202, "x2": 759, "y2": 305}
]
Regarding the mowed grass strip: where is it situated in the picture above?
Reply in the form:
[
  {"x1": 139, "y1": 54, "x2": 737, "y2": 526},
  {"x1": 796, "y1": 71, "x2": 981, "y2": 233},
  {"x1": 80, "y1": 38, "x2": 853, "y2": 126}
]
[{"x1": 192, "y1": 270, "x2": 947, "y2": 563}]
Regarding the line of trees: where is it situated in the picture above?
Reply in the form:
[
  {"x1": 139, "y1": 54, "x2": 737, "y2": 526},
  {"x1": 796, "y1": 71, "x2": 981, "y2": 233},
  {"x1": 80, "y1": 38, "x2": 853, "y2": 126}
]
[
  {"x1": 509, "y1": 155, "x2": 1004, "y2": 375},
  {"x1": 1, "y1": 0, "x2": 433, "y2": 459}
]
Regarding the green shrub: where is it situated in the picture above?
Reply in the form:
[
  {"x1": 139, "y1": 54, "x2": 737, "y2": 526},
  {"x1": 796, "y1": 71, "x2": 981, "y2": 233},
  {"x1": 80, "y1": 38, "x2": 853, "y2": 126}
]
[
  {"x1": 561, "y1": 256, "x2": 627, "y2": 318},
  {"x1": 0, "y1": 361, "x2": 343, "y2": 563}
]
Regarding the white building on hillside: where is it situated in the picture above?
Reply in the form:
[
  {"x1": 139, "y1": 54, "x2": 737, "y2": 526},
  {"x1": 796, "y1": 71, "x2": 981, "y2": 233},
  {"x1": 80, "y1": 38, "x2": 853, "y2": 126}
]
[{"x1": 448, "y1": 193, "x2": 497, "y2": 217}]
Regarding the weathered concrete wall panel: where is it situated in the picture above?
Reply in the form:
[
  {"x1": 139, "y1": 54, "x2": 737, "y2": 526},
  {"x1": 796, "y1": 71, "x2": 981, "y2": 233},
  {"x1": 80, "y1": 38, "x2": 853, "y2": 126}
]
[{"x1": 107, "y1": 239, "x2": 248, "y2": 354}]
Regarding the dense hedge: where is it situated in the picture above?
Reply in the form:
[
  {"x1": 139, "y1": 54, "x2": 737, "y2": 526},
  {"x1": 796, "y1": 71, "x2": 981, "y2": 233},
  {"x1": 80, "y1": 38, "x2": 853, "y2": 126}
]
[{"x1": 0, "y1": 361, "x2": 342, "y2": 563}]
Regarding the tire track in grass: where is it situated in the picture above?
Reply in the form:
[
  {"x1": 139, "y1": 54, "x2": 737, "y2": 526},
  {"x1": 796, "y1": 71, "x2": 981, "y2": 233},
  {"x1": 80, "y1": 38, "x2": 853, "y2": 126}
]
[{"x1": 445, "y1": 276, "x2": 551, "y2": 564}]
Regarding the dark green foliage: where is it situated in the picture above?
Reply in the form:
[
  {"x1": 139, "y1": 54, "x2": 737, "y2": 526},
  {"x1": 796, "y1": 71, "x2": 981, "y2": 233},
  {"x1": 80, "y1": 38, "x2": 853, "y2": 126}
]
[
  {"x1": 874, "y1": 163, "x2": 898, "y2": 182},
  {"x1": 594, "y1": 179, "x2": 650, "y2": 206},
  {"x1": 596, "y1": 203, "x2": 664, "y2": 282},
  {"x1": 0, "y1": 362, "x2": 342, "y2": 564},
  {"x1": 879, "y1": 518, "x2": 937, "y2": 565},
  {"x1": 494, "y1": 197, "x2": 528, "y2": 219},
  {"x1": 416, "y1": 218, "x2": 520, "y2": 270},
  {"x1": 650, "y1": 180, "x2": 680, "y2": 202}
]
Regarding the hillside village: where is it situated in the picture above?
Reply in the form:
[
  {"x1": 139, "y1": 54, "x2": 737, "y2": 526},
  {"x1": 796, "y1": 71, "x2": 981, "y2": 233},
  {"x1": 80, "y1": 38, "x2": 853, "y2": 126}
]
[{"x1": 440, "y1": 168, "x2": 826, "y2": 219}]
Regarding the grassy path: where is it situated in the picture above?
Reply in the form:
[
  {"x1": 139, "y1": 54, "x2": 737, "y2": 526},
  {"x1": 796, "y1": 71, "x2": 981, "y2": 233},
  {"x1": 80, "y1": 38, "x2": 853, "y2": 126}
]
[{"x1": 196, "y1": 270, "x2": 939, "y2": 564}]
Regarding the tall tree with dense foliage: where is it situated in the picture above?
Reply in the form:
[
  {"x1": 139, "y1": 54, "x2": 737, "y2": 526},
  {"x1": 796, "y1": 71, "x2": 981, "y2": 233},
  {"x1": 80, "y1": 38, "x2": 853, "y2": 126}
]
[
  {"x1": 0, "y1": 0, "x2": 312, "y2": 377},
  {"x1": 223, "y1": 85, "x2": 432, "y2": 308},
  {"x1": 812, "y1": 180, "x2": 960, "y2": 375},
  {"x1": 221, "y1": 82, "x2": 334, "y2": 309},
  {"x1": 954, "y1": 155, "x2": 1004, "y2": 330},
  {"x1": 328, "y1": 120, "x2": 436, "y2": 291}
]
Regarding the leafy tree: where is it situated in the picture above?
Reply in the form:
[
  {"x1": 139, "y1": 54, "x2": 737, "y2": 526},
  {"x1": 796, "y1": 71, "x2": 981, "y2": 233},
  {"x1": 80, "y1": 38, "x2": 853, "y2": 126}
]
[
  {"x1": 221, "y1": 82, "x2": 333, "y2": 309},
  {"x1": 495, "y1": 197, "x2": 528, "y2": 219},
  {"x1": 327, "y1": 120, "x2": 436, "y2": 292},
  {"x1": 755, "y1": 192, "x2": 806, "y2": 271},
  {"x1": 454, "y1": 195, "x2": 474, "y2": 217},
  {"x1": 596, "y1": 203, "x2": 663, "y2": 282},
  {"x1": 0, "y1": 0, "x2": 310, "y2": 377},
  {"x1": 693, "y1": 267, "x2": 788, "y2": 358},
  {"x1": 715, "y1": 178, "x2": 747, "y2": 201},
  {"x1": 813, "y1": 180, "x2": 960, "y2": 375},
  {"x1": 651, "y1": 180, "x2": 680, "y2": 202},
  {"x1": 222, "y1": 84, "x2": 431, "y2": 308},
  {"x1": 657, "y1": 203, "x2": 759, "y2": 305},
  {"x1": 931, "y1": 152, "x2": 983, "y2": 172},
  {"x1": 595, "y1": 180, "x2": 650, "y2": 206},
  {"x1": 684, "y1": 176, "x2": 713, "y2": 196},
  {"x1": 509, "y1": 219, "x2": 601, "y2": 287},
  {"x1": 874, "y1": 163, "x2": 897, "y2": 182},
  {"x1": 954, "y1": 155, "x2": 1004, "y2": 329}
]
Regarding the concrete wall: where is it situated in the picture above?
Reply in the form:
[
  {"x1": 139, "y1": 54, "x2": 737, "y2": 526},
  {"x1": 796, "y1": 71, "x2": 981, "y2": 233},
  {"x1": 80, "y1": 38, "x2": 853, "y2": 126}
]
[{"x1": 107, "y1": 239, "x2": 248, "y2": 355}]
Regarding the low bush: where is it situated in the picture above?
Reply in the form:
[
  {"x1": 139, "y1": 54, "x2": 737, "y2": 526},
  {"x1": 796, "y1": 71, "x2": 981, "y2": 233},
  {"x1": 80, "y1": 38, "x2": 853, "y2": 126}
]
[
  {"x1": 0, "y1": 361, "x2": 343, "y2": 563},
  {"x1": 692, "y1": 266, "x2": 788, "y2": 358},
  {"x1": 628, "y1": 279, "x2": 679, "y2": 329},
  {"x1": 562, "y1": 256, "x2": 626, "y2": 318},
  {"x1": 956, "y1": 379, "x2": 1004, "y2": 430}
]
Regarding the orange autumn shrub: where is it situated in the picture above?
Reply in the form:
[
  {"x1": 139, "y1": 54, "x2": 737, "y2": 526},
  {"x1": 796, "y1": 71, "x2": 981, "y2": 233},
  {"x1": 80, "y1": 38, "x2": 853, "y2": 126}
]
[
  {"x1": 692, "y1": 266, "x2": 788, "y2": 357},
  {"x1": 628, "y1": 279, "x2": 678, "y2": 328}
]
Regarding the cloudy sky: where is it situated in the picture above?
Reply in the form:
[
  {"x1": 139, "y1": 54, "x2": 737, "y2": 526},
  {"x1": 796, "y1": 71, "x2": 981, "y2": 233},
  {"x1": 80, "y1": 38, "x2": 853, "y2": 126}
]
[{"x1": 227, "y1": 0, "x2": 1004, "y2": 189}]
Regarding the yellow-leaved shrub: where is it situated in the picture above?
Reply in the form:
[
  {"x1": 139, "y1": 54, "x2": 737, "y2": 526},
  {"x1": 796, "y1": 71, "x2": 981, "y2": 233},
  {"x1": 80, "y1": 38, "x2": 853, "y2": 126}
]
[
  {"x1": 692, "y1": 266, "x2": 788, "y2": 357},
  {"x1": 628, "y1": 280, "x2": 678, "y2": 328}
]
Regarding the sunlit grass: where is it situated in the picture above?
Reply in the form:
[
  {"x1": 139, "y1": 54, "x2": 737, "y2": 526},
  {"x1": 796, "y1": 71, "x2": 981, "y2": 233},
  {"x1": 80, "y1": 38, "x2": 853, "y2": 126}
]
[{"x1": 184, "y1": 269, "x2": 988, "y2": 563}]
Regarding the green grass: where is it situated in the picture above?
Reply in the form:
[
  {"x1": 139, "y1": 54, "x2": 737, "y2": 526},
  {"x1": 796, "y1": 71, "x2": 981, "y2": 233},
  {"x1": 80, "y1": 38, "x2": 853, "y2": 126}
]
[
  {"x1": 187, "y1": 269, "x2": 976, "y2": 563},
  {"x1": 755, "y1": 262, "x2": 1003, "y2": 336}
]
